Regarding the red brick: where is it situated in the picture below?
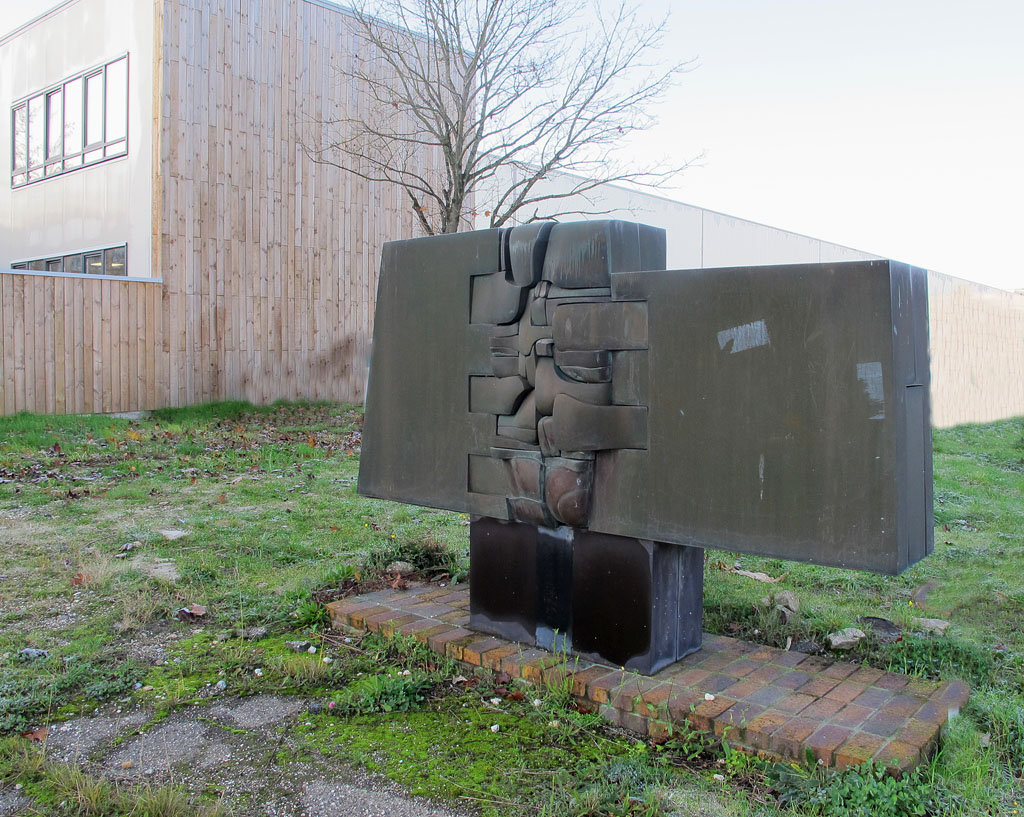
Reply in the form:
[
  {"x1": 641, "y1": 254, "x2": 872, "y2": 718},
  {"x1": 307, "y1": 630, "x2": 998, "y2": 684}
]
[
  {"x1": 404, "y1": 602, "x2": 452, "y2": 618},
  {"x1": 873, "y1": 740, "x2": 920, "y2": 771},
  {"x1": 882, "y1": 693, "x2": 925, "y2": 719},
  {"x1": 480, "y1": 644, "x2": 519, "y2": 671},
  {"x1": 931, "y1": 680, "x2": 971, "y2": 710},
  {"x1": 875, "y1": 672, "x2": 911, "y2": 691},
  {"x1": 438, "y1": 610, "x2": 470, "y2": 625},
  {"x1": 824, "y1": 680, "x2": 867, "y2": 703},
  {"x1": 443, "y1": 634, "x2": 479, "y2": 661},
  {"x1": 667, "y1": 688, "x2": 705, "y2": 721},
  {"x1": 905, "y1": 678, "x2": 941, "y2": 697},
  {"x1": 461, "y1": 637, "x2": 505, "y2": 665},
  {"x1": 801, "y1": 696, "x2": 845, "y2": 720},
  {"x1": 820, "y1": 661, "x2": 858, "y2": 680},
  {"x1": 861, "y1": 709, "x2": 904, "y2": 737},
  {"x1": 499, "y1": 648, "x2": 548, "y2": 679},
  {"x1": 347, "y1": 604, "x2": 391, "y2": 628},
  {"x1": 635, "y1": 683, "x2": 673, "y2": 718},
  {"x1": 674, "y1": 668, "x2": 711, "y2": 687},
  {"x1": 893, "y1": 718, "x2": 940, "y2": 751},
  {"x1": 587, "y1": 670, "x2": 632, "y2": 704},
  {"x1": 770, "y1": 717, "x2": 819, "y2": 759},
  {"x1": 387, "y1": 589, "x2": 440, "y2": 608},
  {"x1": 746, "y1": 664, "x2": 788, "y2": 685},
  {"x1": 796, "y1": 676, "x2": 840, "y2": 697},
  {"x1": 805, "y1": 724, "x2": 853, "y2": 765},
  {"x1": 620, "y1": 710, "x2": 649, "y2": 734},
  {"x1": 647, "y1": 719, "x2": 673, "y2": 742},
  {"x1": 571, "y1": 665, "x2": 616, "y2": 698},
  {"x1": 912, "y1": 699, "x2": 947, "y2": 725},
  {"x1": 363, "y1": 609, "x2": 402, "y2": 632},
  {"x1": 831, "y1": 703, "x2": 873, "y2": 729},
  {"x1": 797, "y1": 656, "x2": 833, "y2": 673},
  {"x1": 774, "y1": 692, "x2": 815, "y2": 714},
  {"x1": 744, "y1": 710, "x2": 790, "y2": 752},
  {"x1": 835, "y1": 732, "x2": 887, "y2": 768},
  {"x1": 397, "y1": 617, "x2": 434, "y2": 637},
  {"x1": 410, "y1": 623, "x2": 449, "y2": 645},
  {"x1": 851, "y1": 686, "x2": 893, "y2": 710},
  {"x1": 427, "y1": 626, "x2": 473, "y2": 654},
  {"x1": 377, "y1": 613, "x2": 418, "y2": 637},
  {"x1": 687, "y1": 696, "x2": 736, "y2": 732},
  {"x1": 719, "y1": 677, "x2": 764, "y2": 700},
  {"x1": 772, "y1": 651, "x2": 808, "y2": 668},
  {"x1": 747, "y1": 647, "x2": 784, "y2": 663},
  {"x1": 745, "y1": 685, "x2": 790, "y2": 708},
  {"x1": 715, "y1": 702, "x2": 766, "y2": 738},
  {"x1": 699, "y1": 652, "x2": 740, "y2": 672},
  {"x1": 722, "y1": 658, "x2": 762, "y2": 678},
  {"x1": 775, "y1": 670, "x2": 813, "y2": 690},
  {"x1": 847, "y1": 666, "x2": 884, "y2": 685}
]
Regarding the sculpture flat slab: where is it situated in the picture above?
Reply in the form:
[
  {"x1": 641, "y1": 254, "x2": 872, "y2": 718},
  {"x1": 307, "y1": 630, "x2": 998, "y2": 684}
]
[{"x1": 358, "y1": 221, "x2": 933, "y2": 672}]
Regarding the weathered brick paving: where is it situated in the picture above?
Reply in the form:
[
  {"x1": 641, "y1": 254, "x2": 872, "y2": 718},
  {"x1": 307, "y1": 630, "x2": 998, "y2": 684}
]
[{"x1": 326, "y1": 584, "x2": 969, "y2": 770}]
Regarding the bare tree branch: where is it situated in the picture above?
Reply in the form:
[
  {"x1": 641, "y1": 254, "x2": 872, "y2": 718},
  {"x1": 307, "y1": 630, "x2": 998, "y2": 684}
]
[{"x1": 305, "y1": 0, "x2": 696, "y2": 234}]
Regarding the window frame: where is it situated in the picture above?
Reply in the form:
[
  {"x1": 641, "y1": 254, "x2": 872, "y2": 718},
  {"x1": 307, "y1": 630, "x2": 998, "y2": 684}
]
[
  {"x1": 9, "y1": 243, "x2": 129, "y2": 278},
  {"x1": 10, "y1": 53, "x2": 129, "y2": 189}
]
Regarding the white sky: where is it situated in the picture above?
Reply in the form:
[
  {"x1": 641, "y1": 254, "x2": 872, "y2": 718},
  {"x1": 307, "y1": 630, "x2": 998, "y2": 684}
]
[{"x1": 4, "y1": 0, "x2": 1022, "y2": 289}]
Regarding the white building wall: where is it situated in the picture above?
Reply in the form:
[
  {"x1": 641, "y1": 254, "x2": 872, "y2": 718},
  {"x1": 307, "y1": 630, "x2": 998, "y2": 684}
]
[
  {"x1": 0, "y1": 0, "x2": 155, "y2": 277},
  {"x1": 479, "y1": 170, "x2": 881, "y2": 269}
]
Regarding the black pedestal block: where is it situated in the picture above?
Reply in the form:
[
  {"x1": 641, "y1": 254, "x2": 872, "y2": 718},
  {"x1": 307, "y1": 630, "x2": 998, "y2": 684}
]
[{"x1": 469, "y1": 517, "x2": 703, "y2": 675}]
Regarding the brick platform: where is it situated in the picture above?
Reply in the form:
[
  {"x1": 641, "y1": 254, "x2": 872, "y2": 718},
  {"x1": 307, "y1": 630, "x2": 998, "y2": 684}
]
[{"x1": 326, "y1": 583, "x2": 969, "y2": 770}]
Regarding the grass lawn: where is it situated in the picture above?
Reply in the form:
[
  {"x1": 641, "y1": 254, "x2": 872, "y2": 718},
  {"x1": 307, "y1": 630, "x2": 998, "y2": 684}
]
[{"x1": 0, "y1": 401, "x2": 1021, "y2": 816}]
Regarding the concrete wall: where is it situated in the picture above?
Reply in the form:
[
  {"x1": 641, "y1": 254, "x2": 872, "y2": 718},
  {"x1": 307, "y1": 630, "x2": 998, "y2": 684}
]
[{"x1": 0, "y1": 0, "x2": 156, "y2": 276}]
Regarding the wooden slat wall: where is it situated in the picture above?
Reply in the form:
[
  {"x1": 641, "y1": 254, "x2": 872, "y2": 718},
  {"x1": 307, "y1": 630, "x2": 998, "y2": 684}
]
[
  {"x1": 0, "y1": 0, "x2": 437, "y2": 415},
  {"x1": 160, "y1": 0, "x2": 434, "y2": 407},
  {"x1": 0, "y1": 274, "x2": 166, "y2": 414}
]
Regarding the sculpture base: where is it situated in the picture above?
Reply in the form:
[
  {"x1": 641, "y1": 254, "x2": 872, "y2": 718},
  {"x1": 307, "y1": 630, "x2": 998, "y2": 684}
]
[{"x1": 469, "y1": 517, "x2": 703, "y2": 675}]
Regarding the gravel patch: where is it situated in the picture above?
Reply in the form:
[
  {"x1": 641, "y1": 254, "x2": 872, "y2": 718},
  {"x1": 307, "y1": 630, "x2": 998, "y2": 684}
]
[
  {"x1": 105, "y1": 719, "x2": 211, "y2": 776},
  {"x1": 0, "y1": 791, "x2": 31, "y2": 815},
  {"x1": 46, "y1": 709, "x2": 150, "y2": 762},
  {"x1": 209, "y1": 694, "x2": 306, "y2": 729},
  {"x1": 301, "y1": 781, "x2": 469, "y2": 817}
]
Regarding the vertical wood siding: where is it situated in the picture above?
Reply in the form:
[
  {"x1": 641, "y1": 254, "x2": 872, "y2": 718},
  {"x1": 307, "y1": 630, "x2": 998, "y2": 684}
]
[{"x1": 0, "y1": 0, "x2": 436, "y2": 414}]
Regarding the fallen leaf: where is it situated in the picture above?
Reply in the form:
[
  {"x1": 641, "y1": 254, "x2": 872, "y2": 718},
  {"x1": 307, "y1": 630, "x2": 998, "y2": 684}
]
[
  {"x1": 508, "y1": 689, "x2": 525, "y2": 702},
  {"x1": 229, "y1": 475, "x2": 245, "y2": 485},
  {"x1": 217, "y1": 493, "x2": 227, "y2": 503},
  {"x1": 71, "y1": 572, "x2": 89, "y2": 586},
  {"x1": 21, "y1": 728, "x2": 47, "y2": 742},
  {"x1": 175, "y1": 604, "x2": 207, "y2": 621},
  {"x1": 121, "y1": 760, "x2": 134, "y2": 769}
]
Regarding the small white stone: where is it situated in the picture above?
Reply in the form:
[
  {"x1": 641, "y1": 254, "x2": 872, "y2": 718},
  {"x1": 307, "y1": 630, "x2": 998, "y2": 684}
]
[
  {"x1": 253, "y1": 667, "x2": 263, "y2": 676},
  {"x1": 489, "y1": 697, "x2": 502, "y2": 705},
  {"x1": 704, "y1": 693, "x2": 715, "y2": 701},
  {"x1": 307, "y1": 646, "x2": 317, "y2": 654},
  {"x1": 322, "y1": 656, "x2": 333, "y2": 664},
  {"x1": 490, "y1": 724, "x2": 500, "y2": 732},
  {"x1": 533, "y1": 698, "x2": 543, "y2": 707},
  {"x1": 713, "y1": 773, "x2": 725, "y2": 782}
]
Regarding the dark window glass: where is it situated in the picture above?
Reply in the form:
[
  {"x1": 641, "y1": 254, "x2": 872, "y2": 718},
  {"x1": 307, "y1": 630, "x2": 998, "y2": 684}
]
[
  {"x1": 28, "y1": 259, "x2": 46, "y2": 271},
  {"x1": 104, "y1": 246, "x2": 126, "y2": 275},
  {"x1": 11, "y1": 263, "x2": 27, "y2": 270},
  {"x1": 83, "y1": 252, "x2": 103, "y2": 274},
  {"x1": 64, "y1": 255, "x2": 83, "y2": 274},
  {"x1": 46, "y1": 258, "x2": 63, "y2": 272}
]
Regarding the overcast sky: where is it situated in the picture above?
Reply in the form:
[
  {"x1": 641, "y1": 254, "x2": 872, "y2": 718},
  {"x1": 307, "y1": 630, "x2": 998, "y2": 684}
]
[{"x1": 4, "y1": 0, "x2": 1022, "y2": 289}]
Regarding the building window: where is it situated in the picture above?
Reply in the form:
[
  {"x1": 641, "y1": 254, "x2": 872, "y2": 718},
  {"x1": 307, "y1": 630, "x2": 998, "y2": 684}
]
[
  {"x1": 10, "y1": 244, "x2": 128, "y2": 276},
  {"x1": 10, "y1": 55, "x2": 128, "y2": 188}
]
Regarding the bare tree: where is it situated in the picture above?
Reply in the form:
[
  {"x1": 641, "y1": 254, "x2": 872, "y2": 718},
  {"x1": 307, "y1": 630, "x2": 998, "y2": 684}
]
[{"x1": 308, "y1": 0, "x2": 695, "y2": 235}]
